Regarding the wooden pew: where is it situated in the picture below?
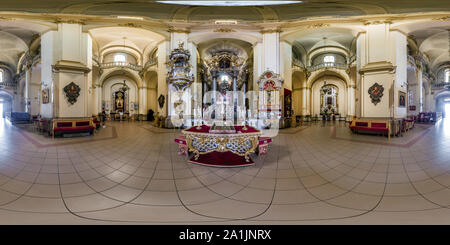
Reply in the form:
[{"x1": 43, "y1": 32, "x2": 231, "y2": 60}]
[
  {"x1": 349, "y1": 119, "x2": 391, "y2": 140},
  {"x1": 52, "y1": 118, "x2": 95, "y2": 138}
]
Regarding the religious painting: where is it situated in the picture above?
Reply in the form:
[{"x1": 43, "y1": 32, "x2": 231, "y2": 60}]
[
  {"x1": 264, "y1": 80, "x2": 276, "y2": 91},
  {"x1": 368, "y1": 82, "x2": 384, "y2": 105},
  {"x1": 63, "y1": 82, "x2": 80, "y2": 105},
  {"x1": 42, "y1": 88, "x2": 49, "y2": 104},
  {"x1": 158, "y1": 94, "x2": 165, "y2": 108},
  {"x1": 409, "y1": 105, "x2": 416, "y2": 111},
  {"x1": 399, "y1": 91, "x2": 406, "y2": 107}
]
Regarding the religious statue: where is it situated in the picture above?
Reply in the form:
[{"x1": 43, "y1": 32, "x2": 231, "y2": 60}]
[{"x1": 116, "y1": 92, "x2": 124, "y2": 110}]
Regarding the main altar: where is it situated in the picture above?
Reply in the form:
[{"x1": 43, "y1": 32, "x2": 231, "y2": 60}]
[{"x1": 168, "y1": 42, "x2": 275, "y2": 167}]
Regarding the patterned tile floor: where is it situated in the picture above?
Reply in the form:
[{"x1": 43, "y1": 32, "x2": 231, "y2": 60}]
[{"x1": 1, "y1": 117, "x2": 450, "y2": 224}]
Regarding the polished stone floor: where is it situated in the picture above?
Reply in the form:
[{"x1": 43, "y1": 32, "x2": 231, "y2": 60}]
[{"x1": 1, "y1": 117, "x2": 450, "y2": 224}]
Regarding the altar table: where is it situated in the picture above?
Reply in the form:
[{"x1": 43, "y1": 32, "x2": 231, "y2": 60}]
[{"x1": 181, "y1": 125, "x2": 262, "y2": 167}]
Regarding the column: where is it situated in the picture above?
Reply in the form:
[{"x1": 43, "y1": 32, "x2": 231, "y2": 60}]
[
  {"x1": 347, "y1": 85, "x2": 356, "y2": 118},
  {"x1": 262, "y1": 31, "x2": 280, "y2": 74},
  {"x1": 24, "y1": 69, "x2": 32, "y2": 113},
  {"x1": 40, "y1": 23, "x2": 92, "y2": 119},
  {"x1": 157, "y1": 41, "x2": 169, "y2": 117},
  {"x1": 416, "y1": 68, "x2": 423, "y2": 113},
  {"x1": 188, "y1": 42, "x2": 201, "y2": 125},
  {"x1": 139, "y1": 86, "x2": 147, "y2": 116},
  {"x1": 357, "y1": 23, "x2": 407, "y2": 119},
  {"x1": 280, "y1": 41, "x2": 292, "y2": 90},
  {"x1": 212, "y1": 75, "x2": 217, "y2": 103},
  {"x1": 94, "y1": 84, "x2": 102, "y2": 114}
]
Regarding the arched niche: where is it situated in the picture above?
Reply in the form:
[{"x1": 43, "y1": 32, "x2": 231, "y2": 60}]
[
  {"x1": 101, "y1": 75, "x2": 139, "y2": 114},
  {"x1": 310, "y1": 75, "x2": 348, "y2": 118}
]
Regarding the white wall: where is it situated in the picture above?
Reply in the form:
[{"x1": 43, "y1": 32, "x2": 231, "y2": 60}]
[
  {"x1": 40, "y1": 31, "x2": 55, "y2": 118},
  {"x1": 391, "y1": 31, "x2": 407, "y2": 119}
]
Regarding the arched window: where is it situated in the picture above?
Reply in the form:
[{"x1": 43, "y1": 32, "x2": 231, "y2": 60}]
[
  {"x1": 323, "y1": 55, "x2": 335, "y2": 63},
  {"x1": 114, "y1": 54, "x2": 126, "y2": 63},
  {"x1": 0, "y1": 70, "x2": 3, "y2": 83}
]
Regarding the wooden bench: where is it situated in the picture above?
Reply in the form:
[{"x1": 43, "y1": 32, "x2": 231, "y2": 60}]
[
  {"x1": 349, "y1": 120, "x2": 391, "y2": 140},
  {"x1": 52, "y1": 118, "x2": 95, "y2": 138}
]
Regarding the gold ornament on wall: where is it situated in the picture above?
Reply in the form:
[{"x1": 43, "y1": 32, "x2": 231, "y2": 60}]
[{"x1": 213, "y1": 28, "x2": 235, "y2": 33}]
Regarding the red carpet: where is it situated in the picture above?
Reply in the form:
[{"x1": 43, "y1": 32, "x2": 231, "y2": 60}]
[{"x1": 189, "y1": 151, "x2": 254, "y2": 167}]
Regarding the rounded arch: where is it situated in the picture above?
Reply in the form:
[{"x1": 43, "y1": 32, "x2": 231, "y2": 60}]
[
  {"x1": 310, "y1": 75, "x2": 348, "y2": 117},
  {"x1": 98, "y1": 68, "x2": 143, "y2": 88},
  {"x1": 100, "y1": 45, "x2": 142, "y2": 64},
  {"x1": 0, "y1": 89, "x2": 14, "y2": 117},
  {"x1": 189, "y1": 32, "x2": 261, "y2": 47},
  {"x1": 145, "y1": 70, "x2": 158, "y2": 88},
  {"x1": 308, "y1": 46, "x2": 349, "y2": 64},
  {"x1": 198, "y1": 38, "x2": 252, "y2": 60},
  {"x1": 103, "y1": 79, "x2": 138, "y2": 112},
  {"x1": 434, "y1": 90, "x2": 450, "y2": 116},
  {"x1": 306, "y1": 69, "x2": 350, "y2": 88},
  {"x1": 0, "y1": 89, "x2": 13, "y2": 100}
]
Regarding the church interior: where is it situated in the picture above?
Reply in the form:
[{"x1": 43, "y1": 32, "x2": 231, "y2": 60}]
[{"x1": 0, "y1": 0, "x2": 450, "y2": 225}]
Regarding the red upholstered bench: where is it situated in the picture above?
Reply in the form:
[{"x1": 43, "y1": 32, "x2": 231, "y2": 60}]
[
  {"x1": 349, "y1": 120, "x2": 391, "y2": 139},
  {"x1": 174, "y1": 135, "x2": 188, "y2": 155},
  {"x1": 52, "y1": 119, "x2": 95, "y2": 138},
  {"x1": 258, "y1": 137, "x2": 272, "y2": 155}
]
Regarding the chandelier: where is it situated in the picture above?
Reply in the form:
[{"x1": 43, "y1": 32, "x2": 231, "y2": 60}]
[{"x1": 120, "y1": 80, "x2": 129, "y2": 92}]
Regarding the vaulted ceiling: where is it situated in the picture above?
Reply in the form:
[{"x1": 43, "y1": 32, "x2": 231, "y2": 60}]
[{"x1": 0, "y1": 0, "x2": 449, "y2": 22}]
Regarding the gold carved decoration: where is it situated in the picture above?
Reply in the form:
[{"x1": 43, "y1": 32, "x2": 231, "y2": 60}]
[
  {"x1": 182, "y1": 131, "x2": 261, "y2": 162},
  {"x1": 363, "y1": 19, "x2": 393, "y2": 25},
  {"x1": 260, "y1": 28, "x2": 282, "y2": 34},
  {"x1": 167, "y1": 27, "x2": 191, "y2": 33},
  {"x1": 432, "y1": 16, "x2": 450, "y2": 21},
  {"x1": 118, "y1": 23, "x2": 142, "y2": 28},
  {"x1": 213, "y1": 28, "x2": 235, "y2": 33},
  {"x1": 306, "y1": 23, "x2": 330, "y2": 29}
]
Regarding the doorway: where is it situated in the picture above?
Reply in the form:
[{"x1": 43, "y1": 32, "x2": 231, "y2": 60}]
[
  {"x1": 0, "y1": 99, "x2": 3, "y2": 120},
  {"x1": 445, "y1": 103, "x2": 450, "y2": 118}
]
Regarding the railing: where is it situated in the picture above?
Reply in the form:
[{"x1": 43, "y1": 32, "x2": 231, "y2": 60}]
[
  {"x1": 423, "y1": 72, "x2": 434, "y2": 82},
  {"x1": 307, "y1": 62, "x2": 347, "y2": 72},
  {"x1": 432, "y1": 82, "x2": 449, "y2": 89},
  {"x1": 32, "y1": 54, "x2": 41, "y2": 65},
  {"x1": 0, "y1": 82, "x2": 17, "y2": 89},
  {"x1": 407, "y1": 55, "x2": 416, "y2": 66},
  {"x1": 100, "y1": 62, "x2": 142, "y2": 71}
]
